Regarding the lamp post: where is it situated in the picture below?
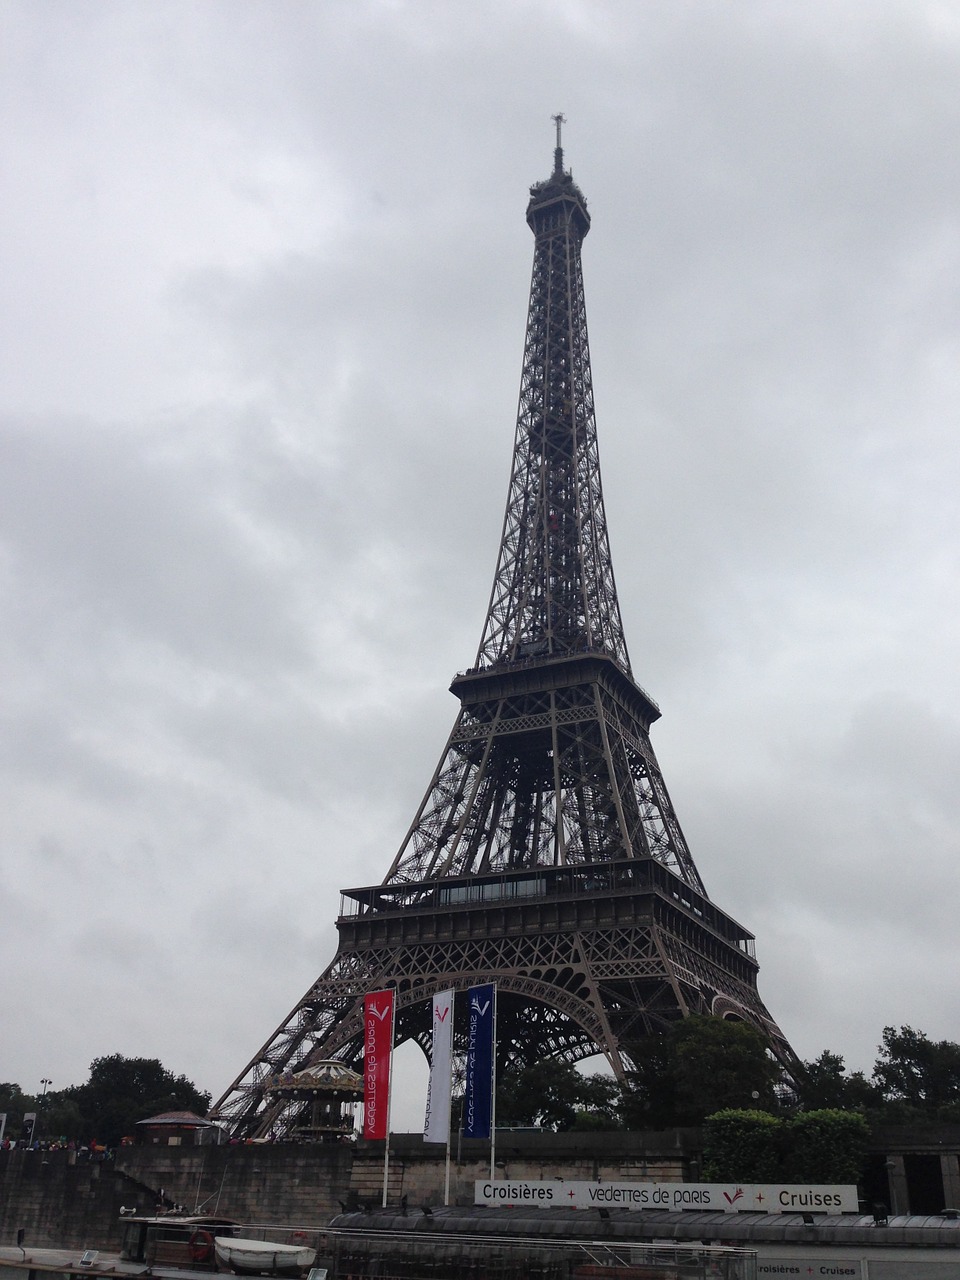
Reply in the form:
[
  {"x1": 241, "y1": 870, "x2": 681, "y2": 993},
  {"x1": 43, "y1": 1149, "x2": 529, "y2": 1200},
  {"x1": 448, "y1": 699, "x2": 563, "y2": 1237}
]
[{"x1": 38, "y1": 1079, "x2": 51, "y2": 1143}]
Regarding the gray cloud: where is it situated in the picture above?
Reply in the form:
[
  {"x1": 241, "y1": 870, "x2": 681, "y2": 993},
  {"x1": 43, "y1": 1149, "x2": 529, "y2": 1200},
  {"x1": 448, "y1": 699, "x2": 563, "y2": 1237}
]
[{"x1": 1, "y1": 0, "x2": 959, "y2": 1117}]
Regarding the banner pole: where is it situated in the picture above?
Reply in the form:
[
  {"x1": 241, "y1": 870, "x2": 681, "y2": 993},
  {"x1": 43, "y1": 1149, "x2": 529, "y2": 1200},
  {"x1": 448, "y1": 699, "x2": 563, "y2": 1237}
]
[
  {"x1": 444, "y1": 991, "x2": 454, "y2": 1206},
  {"x1": 489, "y1": 985, "x2": 497, "y2": 1181},
  {"x1": 382, "y1": 994, "x2": 396, "y2": 1208}
]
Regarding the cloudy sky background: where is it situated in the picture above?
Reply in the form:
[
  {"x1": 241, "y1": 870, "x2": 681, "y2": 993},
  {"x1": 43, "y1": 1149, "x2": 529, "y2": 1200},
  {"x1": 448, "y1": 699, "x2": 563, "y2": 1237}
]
[{"x1": 2, "y1": 0, "x2": 959, "y2": 1126}]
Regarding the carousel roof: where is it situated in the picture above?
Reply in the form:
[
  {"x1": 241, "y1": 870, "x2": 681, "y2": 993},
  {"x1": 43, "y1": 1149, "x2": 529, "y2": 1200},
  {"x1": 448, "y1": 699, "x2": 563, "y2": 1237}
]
[
  {"x1": 265, "y1": 1060, "x2": 364, "y2": 1096},
  {"x1": 135, "y1": 1110, "x2": 219, "y2": 1128}
]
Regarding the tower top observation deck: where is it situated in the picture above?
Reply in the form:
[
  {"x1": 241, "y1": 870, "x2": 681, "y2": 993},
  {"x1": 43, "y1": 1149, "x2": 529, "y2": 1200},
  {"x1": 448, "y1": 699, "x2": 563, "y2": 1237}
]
[{"x1": 527, "y1": 112, "x2": 590, "y2": 237}]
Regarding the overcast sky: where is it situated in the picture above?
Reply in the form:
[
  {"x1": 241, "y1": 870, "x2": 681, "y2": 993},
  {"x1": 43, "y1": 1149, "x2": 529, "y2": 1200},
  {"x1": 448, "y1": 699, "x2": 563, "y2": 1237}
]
[{"x1": 2, "y1": 1, "x2": 959, "y2": 1128}]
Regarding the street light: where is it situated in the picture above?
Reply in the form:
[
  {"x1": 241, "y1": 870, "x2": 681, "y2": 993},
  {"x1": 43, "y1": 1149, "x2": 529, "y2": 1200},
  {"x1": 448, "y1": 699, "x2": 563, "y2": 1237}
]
[{"x1": 38, "y1": 1079, "x2": 51, "y2": 1143}]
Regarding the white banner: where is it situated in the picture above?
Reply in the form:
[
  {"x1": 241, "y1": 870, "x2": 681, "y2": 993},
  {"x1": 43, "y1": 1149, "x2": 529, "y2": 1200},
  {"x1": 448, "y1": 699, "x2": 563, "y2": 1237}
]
[
  {"x1": 424, "y1": 989, "x2": 455, "y2": 1143},
  {"x1": 0, "y1": 1113, "x2": 6, "y2": 1144},
  {"x1": 475, "y1": 1180, "x2": 860, "y2": 1214}
]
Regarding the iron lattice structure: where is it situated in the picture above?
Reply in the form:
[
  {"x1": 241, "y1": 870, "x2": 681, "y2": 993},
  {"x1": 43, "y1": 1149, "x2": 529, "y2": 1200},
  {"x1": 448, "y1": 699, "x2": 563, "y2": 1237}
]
[{"x1": 213, "y1": 135, "x2": 797, "y2": 1138}]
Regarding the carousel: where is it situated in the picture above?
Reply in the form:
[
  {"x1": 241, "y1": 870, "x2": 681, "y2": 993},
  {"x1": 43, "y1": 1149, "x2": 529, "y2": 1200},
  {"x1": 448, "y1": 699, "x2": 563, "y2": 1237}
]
[{"x1": 264, "y1": 1061, "x2": 363, "y2": 1142}]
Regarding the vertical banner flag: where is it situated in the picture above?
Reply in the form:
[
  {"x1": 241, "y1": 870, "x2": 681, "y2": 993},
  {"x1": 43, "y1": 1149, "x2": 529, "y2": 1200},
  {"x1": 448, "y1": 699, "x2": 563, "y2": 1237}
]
[
  {"x1": 424, "y1": 989, "x2": 455, "y2": 1143},
  {"x1": 363, "y1": 989, "x2": 395, "y2": 1140},
  {"x1": 0, "y1": 1113, "x2": 6, "y2": 1145},
  {"x1": 463, "y1": 983, "x2": 495, "y2": 1139}
]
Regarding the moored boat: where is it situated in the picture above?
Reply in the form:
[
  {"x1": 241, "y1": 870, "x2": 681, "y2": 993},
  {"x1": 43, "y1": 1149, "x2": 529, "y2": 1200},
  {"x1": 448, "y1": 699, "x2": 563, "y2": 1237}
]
[
  {"x1": 214, "y1": 1236, "x2": 315, "y2": 1276},
  {"x1": 118, "y1": 1214, "x2": 239, "y2": 1269}
]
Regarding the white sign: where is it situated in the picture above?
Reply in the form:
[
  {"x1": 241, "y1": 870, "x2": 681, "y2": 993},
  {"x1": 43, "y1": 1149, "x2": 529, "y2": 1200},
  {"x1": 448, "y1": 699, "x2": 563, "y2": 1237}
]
[
  {"x1": 758, "y1": 1263, "x2": 862, "y2": 1277},
  {"x1": 474, "y1": 1180, "x2": 859, "y2": 1214}
]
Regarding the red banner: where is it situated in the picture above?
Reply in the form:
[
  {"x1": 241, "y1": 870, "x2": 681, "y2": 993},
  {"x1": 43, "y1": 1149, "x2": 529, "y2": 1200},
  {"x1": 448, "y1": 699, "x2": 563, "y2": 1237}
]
[{"x1": 363, "y1": 989, "x2": 395, "y2": 1140}]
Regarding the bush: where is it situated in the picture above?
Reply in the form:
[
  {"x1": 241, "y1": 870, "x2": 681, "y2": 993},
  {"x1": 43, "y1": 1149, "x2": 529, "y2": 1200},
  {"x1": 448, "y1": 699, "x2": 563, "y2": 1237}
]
[
  {"x1": 704, "y1": 1107, "x2": 869, "y2": 1185},
  {"x1": 703, "y1": 1109, "x2": 784, "y2": 1181},
  {"x1": 783, "y1": 1110, "x2": 869, "y2": 1184}
]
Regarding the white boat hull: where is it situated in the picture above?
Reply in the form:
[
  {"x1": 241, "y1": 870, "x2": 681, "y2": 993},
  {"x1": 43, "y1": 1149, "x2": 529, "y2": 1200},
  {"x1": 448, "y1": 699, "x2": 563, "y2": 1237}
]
[{"x1": 214, "y1": 1237, "x2": 314, "y2": 1276}]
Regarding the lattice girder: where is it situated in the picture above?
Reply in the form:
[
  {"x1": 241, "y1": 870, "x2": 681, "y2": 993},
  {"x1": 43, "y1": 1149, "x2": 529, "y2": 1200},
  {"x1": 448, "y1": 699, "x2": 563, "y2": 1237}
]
[
  {"x1": 212, "y1": 853, "x2": 793, "y2": 1137},
  {"x1": 479, "y1": 163, "x2": 627, "y2": 669},
  {"x1": 383, "y1": 655, "x2": 703, "y2": 891}
]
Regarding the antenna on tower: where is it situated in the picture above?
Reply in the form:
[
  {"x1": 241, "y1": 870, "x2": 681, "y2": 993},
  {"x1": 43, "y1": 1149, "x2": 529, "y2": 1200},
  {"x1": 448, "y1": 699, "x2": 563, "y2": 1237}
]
[{"x1": 552, "y1": 112, "x2": 566, "y2": 175}]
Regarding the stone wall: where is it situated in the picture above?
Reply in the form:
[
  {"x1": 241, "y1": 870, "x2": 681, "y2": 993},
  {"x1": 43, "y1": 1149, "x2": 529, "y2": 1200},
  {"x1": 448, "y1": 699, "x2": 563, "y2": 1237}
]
[
  {"x1": 0, "y1": 1130, "x2": 692, "y2": 1250},
  {"x1": 0, "y1": 1149, "x2": 145, "y2": 1251},
  {"x1": 369, "y1": 1130, "x2": 691, "y2": 1209},
  {"x1": 6, "y1": 1125, "x2": 957, "y2": 1252},
  {"x1": 118, "y1": 1142, "x2": 355, "y2": 1228},
  {"x1": 0, "y1": 1144, "x2": 354, "y2": 1251}
]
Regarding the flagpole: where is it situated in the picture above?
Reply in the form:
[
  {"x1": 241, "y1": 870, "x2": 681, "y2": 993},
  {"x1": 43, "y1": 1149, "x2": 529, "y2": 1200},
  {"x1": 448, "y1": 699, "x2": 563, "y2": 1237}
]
[
  {"x1": 444, "y1": 1121, "x2": 452, "y2": 1206},
  {"x1": 382, "y1": 995, "x2": 396, "y2": 1208},
  {"x1": 443, "y1": 991, "x2": 454, "y2": 1206},
  {"x1": 489, "y1": 984, "x2": 497, "y2": 1181}
]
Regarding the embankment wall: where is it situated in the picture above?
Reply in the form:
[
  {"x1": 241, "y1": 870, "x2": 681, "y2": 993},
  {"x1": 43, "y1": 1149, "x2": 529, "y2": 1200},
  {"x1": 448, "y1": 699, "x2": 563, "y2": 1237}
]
[{"x1": 0, "y1": 1130, "x2": 691, "y2": 1249}]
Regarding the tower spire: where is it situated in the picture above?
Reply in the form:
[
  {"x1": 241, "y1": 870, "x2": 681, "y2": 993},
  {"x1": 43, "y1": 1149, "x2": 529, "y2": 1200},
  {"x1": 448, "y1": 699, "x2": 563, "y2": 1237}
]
[{"x1": 552, "y1": 111, "x2": 566, "y2": 176}]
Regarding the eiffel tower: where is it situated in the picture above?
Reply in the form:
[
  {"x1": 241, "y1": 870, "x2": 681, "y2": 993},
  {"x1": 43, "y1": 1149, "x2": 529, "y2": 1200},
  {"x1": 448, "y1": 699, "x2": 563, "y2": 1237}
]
[{"x1": 213, "y1": 121, "x2": 797, "y2": 1138}]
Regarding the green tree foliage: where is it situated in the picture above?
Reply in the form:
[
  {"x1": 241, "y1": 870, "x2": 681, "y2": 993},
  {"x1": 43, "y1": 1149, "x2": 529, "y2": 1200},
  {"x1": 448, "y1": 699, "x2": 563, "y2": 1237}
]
[
  {"x1": 674, "y1": 1018, "x2": 779, "y2": 1120},
  {"x1": 873, "y1": 1026, "x2": 960, "y2": 1112},
  {"x1": 74, "y1": 1054, "x2": 211, "y2": 1146},
  {"x1": 3, "y1": 1085, "x2": 89, "y2": 1145},
  {"x1": 1, "y1": 1058, "x2": 211, "y2": 1147},
  {"x1": 570, "y1": 1073, "x2": 621, "y2": 1131},
  {"x1": 782, "y1": 1110, "x2": 870, "y2": 1185},
  {"x1": 705, "y1": 1108, "x2": 870, "y2": 1184},
  {"x1": 799, "y1": 1029, "x2": 960, "y2": 1120},
  {"x1": 619, "y1": 1035, "x2": 677, "y2": 1129},
  {"x1": 40, "y1": 1095, "x2": 85, "y2": 1143},
  {"x1": 0, "y1": 1082, "x2": 27, "y2": 1141},
  {"x1": 703, "y1": 1109, "x2": 783, "y2": 1182},
  {"x1": 800, "y1": 1051, "x2": 879, "y2": 1111},
  {"x1": 496, "y1": 1060, "x2": 620, "y2": 1131},
  {"x1": 0, "y1": 1083, "x2": 24, "y2": 1111},
  {"x1": 622, "y1": 1016, "x2": 780, "y2": 1128}
]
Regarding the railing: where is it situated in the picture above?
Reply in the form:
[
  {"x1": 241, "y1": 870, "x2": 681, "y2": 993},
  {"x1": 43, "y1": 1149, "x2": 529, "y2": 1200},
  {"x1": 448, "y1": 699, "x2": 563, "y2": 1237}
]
[{"x1": 327, "y1": 1226, "x2": 756, "y2": 1280}]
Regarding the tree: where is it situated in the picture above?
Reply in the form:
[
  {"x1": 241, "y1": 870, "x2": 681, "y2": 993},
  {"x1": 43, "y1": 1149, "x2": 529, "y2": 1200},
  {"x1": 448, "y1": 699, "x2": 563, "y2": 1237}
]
[
  {"x1": 41, "y1": 1095, "x2": 85, "y2": 1143},
  {"x1": 673, "y1": 1018, "x2": 780, "y2": 1121},
  {"x1": 800, "y1": 1050, "x2": 879, "y2": 1111},
  {"x1": 496, "y1": 1060, "x2": 620, "y2": 1131},
  {"x1": 570, "y1": 1073, "x2": 621, "y2": 1130},
  {"x1": 1, "y1": 1083, "x2": 82, "y2": 1144},
  {"x1": 873, "y1": 1026, "x2": 960, "y2": 1112},
  {"x1": 0, "y1": 1082, "x2": 26, "y2": 1141},
  {"x1": 73, "y1": 1054, "x2": 211, "y2": 1146},
  {"x1": 622, "y1": 1017, "x2": 780, "y2": 1128},
  {"x1": 0, "y1": 1060, "x2": 210, "y2": 1147},
  {"x1": 0, "y1": 1082, "x2": 24, "y2": 1111},
  {"x1": 619, "y1": 1035, "x2": 677, "y2": 1129},
  {"x1": 783, "y1": 1110, "x2": 869, "y2": 1184}
]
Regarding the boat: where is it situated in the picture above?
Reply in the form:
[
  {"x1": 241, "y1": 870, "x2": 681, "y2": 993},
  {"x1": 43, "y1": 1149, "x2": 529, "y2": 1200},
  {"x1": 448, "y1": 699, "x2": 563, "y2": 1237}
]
[
  {"x1": 214, "y1": 1236, "x2": 315, "y2": 1276},
  {"x1": 118, "y1": 1214, "x2": 239, "y2": 1268}
]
